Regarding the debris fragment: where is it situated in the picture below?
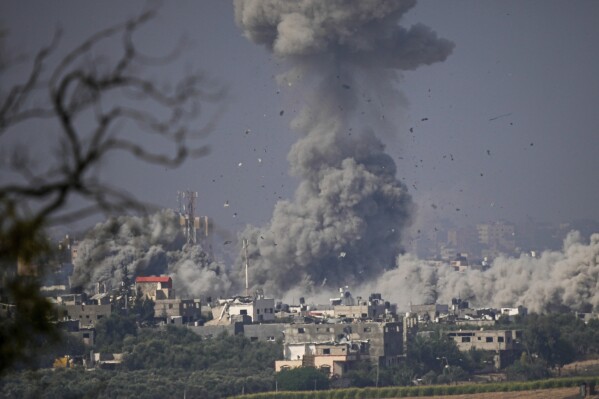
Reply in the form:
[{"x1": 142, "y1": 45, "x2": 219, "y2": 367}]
[
  {"x1": 279, "y1": 110, "x2": 284, "y2": 116},
  {"x1": 342, "y1": 84, "x2": 351, "y2": 89},
  {"x1": 223, "y1": 240, "x2": 232, "y2": 245},
  {"x1": 421, "y1": 117, "x2": 429, "y2": 121},
  {"x1": 486, "y1": 149, "x2": 491, "y2": 156},
  {"x1": 489, "y1": 112, "x2": 512, "y2": 121},
  {"x1": 339, "y1": 252, "x2": 346, "y2": 258},
  {"x1": 238, "y1": 162, "x2": 243, "y2": 167},
  {"x1": 224, "y1": 201, "x2": 229, "y2": 207}
]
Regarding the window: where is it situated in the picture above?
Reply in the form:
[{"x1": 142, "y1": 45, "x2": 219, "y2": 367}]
[
  {"x1": 257, "y1": 309, "x2": 260, "y2": 314},
  {"x1": 240, "y1": 309, "x2": 247, "y2": 315},
  {"x1": 168, "y1": 304, "x2": 173, "y2": 309},
  {"x1": 461, "y1": 337, "x2": 471, "y2": 343},
  {"x1": 498, "y1": 336, "x2": 504, "y2": 342},
  {"x1": 486, "y1": 337, "x2": 493, "y2": 343},
  {"x1": 298, "y1": 327, "x2": 305, "y2": 333},
  {"x1": 83, "y1": 333, "x2": 89, "y2": 339},
  {"x1": 323, "y1": 348, "x2": 330, "y2": 355},
  {"x1": 363, "y1": 327, "x2": 371, "y2": 332}
]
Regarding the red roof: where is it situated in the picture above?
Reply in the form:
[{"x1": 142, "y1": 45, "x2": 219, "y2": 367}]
[{"x1": 135, "y1": 276, "x2": 172, "y2": 284}]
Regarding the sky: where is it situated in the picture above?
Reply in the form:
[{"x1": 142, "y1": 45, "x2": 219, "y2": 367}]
[{"x1": 2, "y1": 0, "x2": 599, "y2": 242}]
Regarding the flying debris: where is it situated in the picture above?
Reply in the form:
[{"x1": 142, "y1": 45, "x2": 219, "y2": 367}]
[
  {"x1": 279, "y1": 110, "x2": 284, "y2": 116},
  {"x1": 224, "y1": 240, "x2": 232, "y2": 245},
  {"x1": 486, "y1": 149, "x2": 491, "y2": 156},
  {"x1": 489, "y1": 112, "x2": 512, "y2": 121},
  {"x1": 339, "y1": 252, "x2": 347, "y2": 258},
  {"x1": 342, "y1": 84, "x2": 351, "y2": 90},
  {"x1": 421, "y1": 117, "x2": 429, "y2": 121},
  {"x1": 224, "y1": 201, "x2": 229, "y2": 207},
  {"x1": 238, "y1": 162, "x2": 243, "y2": 167}
]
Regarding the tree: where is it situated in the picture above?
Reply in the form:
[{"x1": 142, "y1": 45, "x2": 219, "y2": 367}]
[
  {"x1": 523, "y1": 314, "x2": 576, "y2": 372},
  {"x1": 0, "y1": 7, "x2": 223, "y2": 374},
  {"x1": 275, "y1": 367, "x2": 329, "y2": 391}
]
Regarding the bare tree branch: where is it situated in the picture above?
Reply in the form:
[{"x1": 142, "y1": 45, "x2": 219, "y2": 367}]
[{"x1": 0, "y1": 7, "x2": 224, "y2": 260}]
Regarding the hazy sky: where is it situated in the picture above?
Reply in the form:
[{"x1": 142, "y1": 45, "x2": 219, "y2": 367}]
[{"x1": 2, "y1": 0, "x2": 599, "y2": 239}]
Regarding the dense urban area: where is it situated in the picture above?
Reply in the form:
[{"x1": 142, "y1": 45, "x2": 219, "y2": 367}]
[
  {"x1": 2, "y1": 212, "x2": 599, "y2": 398},
  {"x1": 2, "y1": 1, "x2": 599, "y2": 398}
]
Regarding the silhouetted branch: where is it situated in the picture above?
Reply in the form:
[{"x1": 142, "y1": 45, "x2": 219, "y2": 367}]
[{"x1": 0, "y1": 8, "x2": 224, "y2": 374}]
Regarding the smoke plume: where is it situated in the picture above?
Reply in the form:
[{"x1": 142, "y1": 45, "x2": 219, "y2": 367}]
[
  {"x1": 72, "y1": 210, "x2": 231, "y2": 298},
  {"x1": 363, "y1": 231, "x2": 599, "y2": 313},
  {"x1": 234, "y1": 0, "x2": 454, "y2": 295}
]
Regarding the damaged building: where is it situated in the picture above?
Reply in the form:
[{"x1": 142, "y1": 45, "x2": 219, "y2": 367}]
[{"x1": 206, "y1": 291, "x2": 275, "y2": 325}]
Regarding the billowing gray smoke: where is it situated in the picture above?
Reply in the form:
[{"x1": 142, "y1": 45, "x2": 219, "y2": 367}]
[
  {"x1": 72, "y1": 210, "x2": 231, "y2": 298},
  {"x1": 234, "y1": 0, "x2": 454, "y2": 295},
  {"x1": 362, "y1": 231, "x2": 599, "y2": 313}
]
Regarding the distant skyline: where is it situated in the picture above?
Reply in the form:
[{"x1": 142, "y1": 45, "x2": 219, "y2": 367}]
[{"x1": 2, "y1": 0, "x2": 599, "y2": 240}]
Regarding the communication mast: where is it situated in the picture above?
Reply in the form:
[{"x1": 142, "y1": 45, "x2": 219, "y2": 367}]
[
  {"x1": 177, "y1": 190, "x2": 198, "y2": 244},
  {"x1": 243, "y1": 239, "x2": 249, "y2": 297}
]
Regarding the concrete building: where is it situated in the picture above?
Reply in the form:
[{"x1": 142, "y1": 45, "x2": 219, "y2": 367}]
[
  {"x1": 410, "y1": 303, "x2": 450, "y2": 322},
  {"x1": 208, "y1": 293, "x2": 275, "y2": 324},
  {"x1": 135, "y1": 276, "x2": 175, "y2": 300},
  {"x1": 447, "y1": 329, "x2": 522, "y2": 369},
  {"x1": 279, "y1": 321, "x2": 407, "y2": 370},
  {"x1": 154, "y1": 298, "x2": 201, "y2": 324},
  {"x1": 63, "y1": 304, "x2": 112, "y2": 327},
  {"x1": 333, "y1": 294, "x2": 397, "y2": 321},
  {"x1": 276, "y1": 341, "x2": 365, "y2": 377},
  {"x1": 476, "y1": 221, "x2": 516, "y2": 256}
]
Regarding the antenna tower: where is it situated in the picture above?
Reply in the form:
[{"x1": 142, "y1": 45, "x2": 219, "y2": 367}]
[
  {"x1": 243, "y1": 239, "x2": 249, "y2": 296},
  {"x1": 177, "y1": 190, "x2": 198, "y2": 244}
]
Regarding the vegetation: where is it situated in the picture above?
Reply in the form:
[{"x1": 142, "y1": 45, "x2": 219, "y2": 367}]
[
  {"x1": 233, "y1": 376, "x2": 599, "y2": 399},
  {"x1": 0, "y1": 6, "x2": 221, "y2": 374},
  {"x1": 0, "y1": 325, "x2": 282, "y2": 399},
  {"x1": 276, "y1": 367, "x2": 330, "y2": 391}
]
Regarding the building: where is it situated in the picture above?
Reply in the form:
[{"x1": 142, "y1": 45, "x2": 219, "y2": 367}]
[
  {"x1": 208, "y1": 293, "x2": 275, "y2": 324},
  {"x1": 476, "y1": 221, "x2": 516, "y2": 256},
  {"x1": 410, "y1": 303, "x2": 449, "y2": 322},
  {"x1": 332, "y1": 291, "x2": 397, "y2": 321},
  {"x1": 135, "y1": 276, "x2": 175, "y2": 300},
  {"x1": 277, "y1": 320, "x2": 407, "y2": 376},
  {"x1": 276, "y1": 341, "x2": 364, "y2": 377},
  {"x1": 447, "y1": 329, "x2": 522, "y2": 369},
  {"x1": 154, "y1": 298, "x2": 202, "y2": 324},
  {"x1": 63, "y1": 304, "x2": 112, "y2": 327}
]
